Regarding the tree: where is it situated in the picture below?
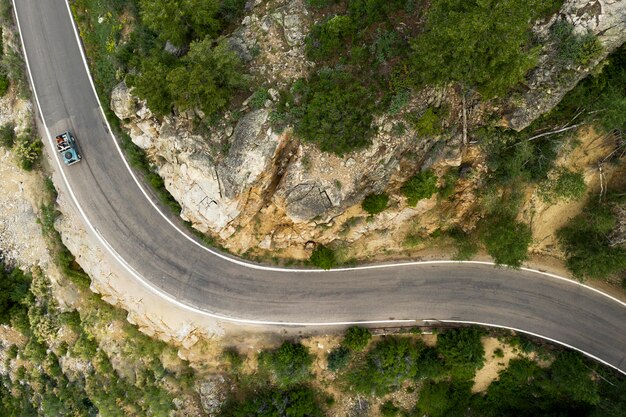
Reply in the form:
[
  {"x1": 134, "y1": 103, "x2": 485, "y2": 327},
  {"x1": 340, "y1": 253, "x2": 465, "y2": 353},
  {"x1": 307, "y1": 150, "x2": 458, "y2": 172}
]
[
  {"x1": 417, "y1": 380, "x2": 472, "y2": 417},
  {"x1": 0, "y1": 266, "x2": 31, "y2": 324},
  {"x1": 129, "y1": 53, "x2": 177, "y2": 117},
  {"x1": 436, "y1": 328, "x2": 485, "y2": 380},
  {"x1": 409, "y1": 0, "x2": 560, "y2": 98},
  {"x1": 139, "y1": 0, "x2": 221, "y2": 46},
  {"x1": 294, "y1": 70, "x2": 375, "y2": 155},
  {"x1": 167, "y1": 37, "x2": 245, "y2": 118},
  {"x1": 558, "y1": 201, "x2": 626, "y2": 279},
  {"x1": 263, "y1": 342, "x2": 313, "y2": 386},
  {"x1": 480, "y1": 215, "x2": 532, "y2": 268},
  {"x1": 229, "y1": 385, "x2": 324, "y2": 417},
  {"x1": 327, "y1": 346, "x2": 351, "y2": 372}
]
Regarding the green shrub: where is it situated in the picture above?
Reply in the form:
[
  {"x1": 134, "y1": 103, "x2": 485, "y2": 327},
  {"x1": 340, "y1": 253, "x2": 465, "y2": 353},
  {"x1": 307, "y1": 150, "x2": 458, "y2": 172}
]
[
  {"x1": 362, "y1": 193, "x2": 389, "y2": 214},
  {"x1": 380, "y1": 400, "x2": 400, "y2": 417},
  {"x1": 310, "y1": 245, "x2": 337, "y2": 270},
  {"x1": 438, "y1": 170, "x2": 458, "y2": 200},
  {"x1": 294, "y1": 70, "x2": 376, "y2": 155},
  {"x1": 437, "y1": 328, "x2": 485, "y2": 380},
  {"x1": 0, "y1": 266, "x2": 31, "y2": 325},
  {"x1": 249, "y1": 87, "x2": 271, "y2": 109},
  {"x1": 306, "y1": 0, "x2": 339, "y2": 8},
  {"x1": 0, "y1": 68, "x2": 9, "y2": 97},
  {"x1": 348, "y1": 337, "x2": 423, "y2": 394},
  {"x1": 551, "y1": 20, "x2": 603, "y2": 66},
  {"x1": 539, "y1": 168, "x2": 586, "y2": 203},
  {"x1": 558, "y1": 201, "x2": 626, "y2": 279},
  {"x1": 222, "y1": 348, "x2": 244, "y2": 370},
  {"x1": 480, "y1": 214, "x2": 532, "y2": 268},
  {"x1": 261, "y1": 342, "x2": 313, "y2": 386},
  {"x1": 13, "y1": 136, "x2": 42, "y2": 171},
  {"x1": 412, "y1": 107, "x2": 444, "y2": 137},
  {"x1": 401, "y1": 170, "x2": 438, "y2": 206},
  {"x1": 306, "y1": 15, "x2": 356, "y2": 61},
  {"x1": 0, "y1": 122, "x2": 15, "y2": 148},
  {"x1": 446, "y1": 227, "x2": 478, "y2": 261},
  {"x1": 327, "y1": 346, "x2": 351, "y2": 372},
  {"x1": 224, "y1": 385, "x2": 324, "y2": 417},
  {"x1": 416, "y1": 380, "x2": 473, "y2": 417},
  {"x1": 343, "y1": 326, "x2": 372, "y2": 351}
]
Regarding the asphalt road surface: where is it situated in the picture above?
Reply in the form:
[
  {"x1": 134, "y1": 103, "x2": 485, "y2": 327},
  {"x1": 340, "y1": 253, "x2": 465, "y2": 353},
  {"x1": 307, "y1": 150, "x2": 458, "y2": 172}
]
[{"x1": 14, "y1": 0, "x2": 626, "y2": 373}]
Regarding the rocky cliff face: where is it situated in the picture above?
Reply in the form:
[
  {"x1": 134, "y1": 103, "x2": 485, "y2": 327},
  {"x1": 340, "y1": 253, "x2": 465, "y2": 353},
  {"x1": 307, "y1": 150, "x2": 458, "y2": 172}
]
[
  {"x1": 111, "y1": 0, "x2": 625, "y2": 255},
  {"x1": 506, "y1": 0, "x2": 626, "y2": 130}
]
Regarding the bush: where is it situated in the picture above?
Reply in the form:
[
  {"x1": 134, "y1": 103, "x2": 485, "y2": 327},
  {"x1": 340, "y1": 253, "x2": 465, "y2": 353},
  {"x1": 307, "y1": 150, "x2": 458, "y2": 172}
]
[
  {"x1": 343, "y1": 326, "x2": 372, "y2": 351},
  {"x1": 249, "y1": 87, "x2": 271, "y2": 109},
  {"x1": 446, "y1": 228, "x2": 478, "y2": 261},
  {"x1": 0, "y1": 266, "x2": 31, "y2": 325},
  {"x1": 0, "y1": 122, "x2": 15, "y2": 148},
  {"x1": 13, "y1": 136, "x2": 42, "y2": 171},
  {"x1": 412, "y1": 107, "x2": 444, "y2": 137},
  {"x1": 362, "y1": 193, "x2": 389, "y2": 214},
  {"x1": 327, "y1": 346, "x2": 351, "y2": 372},
  {"x1": 480, "y1": 214, "x2": 532, "y2": 268},
  {"x1": 225, "y1": 385, "x2": 324, "y2": 417},
  {"x1": 0, "y1": 68, "x2": 9, "y2": 97},
  {"x1": 558, "y1": 201, "x2": 626, "y2": 279},
  {"x1": 348, "y1": 337, "x2": 423, "y2": 394},
  {"x1": 416, "y1": 380, "x2": 473, "y2": 417},
  {"x1": 222, "y1": 348, "x2": 244, "y2": 370},
  {"x1": 380, "y1": 400, "x2": 400, "y2": 417},
  {"x1": 401, "y1": 170, "x2": 438, "y2": 206},
  {"x1": 294, "y1": 70, "x2": 376, "y2": 155},
  {"x1": 551, "y1": 20, "x2": 603, "y2": 66},
  {"x1": 310, "y1": 245, "x2": 337, "y2": 270},
  {"x1": 261, "y1": 342, "x2": 313, "y2": 386},
  {"x1": 306, "y1": 15, "x2": 356, "y2": 61},
  {"x1": 539, "y1": 168, "x2": 586, "y2": 203},
  {"x1": 437, "y1": 328, "x2": 485, "y2": 380}
]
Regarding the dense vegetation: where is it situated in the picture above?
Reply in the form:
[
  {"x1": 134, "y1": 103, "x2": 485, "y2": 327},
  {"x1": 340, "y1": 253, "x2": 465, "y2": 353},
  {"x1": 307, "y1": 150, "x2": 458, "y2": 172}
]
[{"x1": 219, "y1": 326, "x2": 626, "y2": 417}]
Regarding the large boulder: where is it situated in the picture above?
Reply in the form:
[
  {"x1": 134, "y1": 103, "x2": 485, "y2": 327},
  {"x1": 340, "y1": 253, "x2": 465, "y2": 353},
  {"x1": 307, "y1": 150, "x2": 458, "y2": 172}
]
[{"x1": 110, "y1": 82, "x2": 137, "y2": 120}]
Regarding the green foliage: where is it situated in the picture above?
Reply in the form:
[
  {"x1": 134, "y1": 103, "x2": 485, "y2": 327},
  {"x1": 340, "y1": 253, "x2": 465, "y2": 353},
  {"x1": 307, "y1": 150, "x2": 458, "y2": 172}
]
[
  {"x1": 380, "y1": 400, "x2": 400, "y2": 417},
  {"x1": 348, "y1": 337, "x2": 423, "y2": 395},
  {"x1": 223, "y1": 348, "x2": 244, "y2": 370},
  {"x1": 0, "y1": 122, "x2": 15, "y2": 148},
  {"x1": 0, "y1": 68, "x2": 8, "y2": 97},
  {"x1": 362, "y1": 193, "x2": 389, "y2": 215},
  {"x1": 416, "y1": 380, "x2": 473, "y2": 417},
  {"x1": 249, "y1": 87, "x2": 271, "y2": 109},
  {"x1": 13, "y1": 135, "x2": 42, "y2": 171},
  {"x1": 438, "y1": 169, "x2": 458, "y2": 200},
  {"x1": 327, "y1": 346, "x2": 351, "y2": 372},
  {"x1": 446, "y1": 227, "x2": 478, "y2": 261},
  {"x1": 411, "y1": 107, "x2": 445, "y2": 137},
  {"x1": 306, "y1": 0, "x2": 339, "y2": 8},
  {"x1": 261, "y1": 342, "x2": 313, "y2": 386},
  {"x1": 436, "y1": 328, "x2": 485, "y2": 380},
  {"x1": 310, "y1": 245, "x2": 337, "y2": 270},
  {"x1": 225, "y1": 385, "x2": 324, "y2": 417},
  {"x1": 480, "y1": 213, "x2": 532, "y2": 268},
  {"x1": 0, "y1": 266, "x2": 31, "y2": 325},
  {"x1": 127, "y1": 52, "x2": 176, "y2": 116},
  {"x1": 139, "y1": 0, "x2": 221, "y2": 46},
  {"x1": 478, "y1": 355, "x2": 602, "y2": 416},
  {"x1": 343, "y1": 326, "x2": 372, "y2": 351},
  {"x1": 558, "y1": 200, "x2": 626, "y2": 279},
  {"x1": 409, "y1": 0, "x2": 560, "y2": 98},
  {"x1": 539, "y1": 168, "x2": 586, "y2": 203},
  {"x1": 401, "y1": 170, "x2": 438, "y2": 206},
  {"x1": 168, "y1": 38, "x2": 245, "y2": 118},
  {"x1": 306, "y1": 15, "x2": 356, "y2": 61},
  {"x1": 551, "y1": 20, "x2": 603, "y2": 66},
  {"x1": 294, "y1": 70, "x2": 375, "y2": 155}
]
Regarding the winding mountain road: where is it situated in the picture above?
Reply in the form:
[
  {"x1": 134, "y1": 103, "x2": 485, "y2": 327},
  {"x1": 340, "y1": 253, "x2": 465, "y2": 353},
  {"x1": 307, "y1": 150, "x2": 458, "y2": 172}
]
[{"x1": 13, "y1": 0, "x2": 626, "y2": 373}]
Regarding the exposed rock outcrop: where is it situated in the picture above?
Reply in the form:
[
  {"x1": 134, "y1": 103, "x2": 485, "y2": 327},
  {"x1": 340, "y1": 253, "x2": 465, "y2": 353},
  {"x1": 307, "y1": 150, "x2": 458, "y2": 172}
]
[{"x1": 506, "y1": 0, "x2": 626, "y2": 130}]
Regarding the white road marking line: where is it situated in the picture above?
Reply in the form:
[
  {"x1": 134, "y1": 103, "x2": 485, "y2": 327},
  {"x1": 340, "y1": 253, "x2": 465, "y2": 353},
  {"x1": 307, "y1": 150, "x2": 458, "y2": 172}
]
[
  {"x1": 12, "y1": 1, "x2": 626, "y2": 377},
  {"x1": 438, "y1": 320, "x2": 626, "y2": 376}
]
